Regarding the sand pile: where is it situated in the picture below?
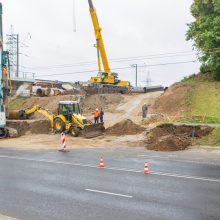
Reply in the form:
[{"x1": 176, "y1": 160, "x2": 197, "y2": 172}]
[
  {"x1": 82, "y1": 94, "x2": 123, "y2": 113},
  {"x1": 146, "y1": 124, "x2": 213, "y2": 151},
  {"x1": 151, "y1": 83, "x2": 193, "y2": 116},
  {"x1": 106, "y1": 119, "x2": 145, "y2": 136}
]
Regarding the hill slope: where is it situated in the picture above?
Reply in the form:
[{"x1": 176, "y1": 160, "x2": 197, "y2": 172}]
[
  {"x1": 151, "y1": 80, "x2": 220, "y2": 119},
  {"x1": 151, "y1": 79, "x2": 220, "y2": 146}
]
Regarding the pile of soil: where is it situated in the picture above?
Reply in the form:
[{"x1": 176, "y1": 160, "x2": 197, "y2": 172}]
[
  {"x1": 18, "y1": 95, "x2": 78, "y2": 115},
  {"x1": 83, "y1": 94, "x2": 123, "y2": 113},
  {"x1": 151, "y1": 83, "x2": 192, "y2": 116},
  {"x1": 6, "y1": 120, "x2": 50, "y2": 136},
  {"x1": 146, "y1": 124, "x2": 213, "y2": 151},
  {"x1": 142, "y1": 114, "x2": 165, "y2": 125},
  {"x1": 11, "y1": 93, "x2": 123, "y2": 117},
  {"x1": 106, "y1": 119, "x2": 145, "y2": 136}
]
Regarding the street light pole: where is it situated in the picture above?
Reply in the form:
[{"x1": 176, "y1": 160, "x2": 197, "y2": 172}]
[{"x1": 131, "y1": 64, "x2": 138, "y2": 87}]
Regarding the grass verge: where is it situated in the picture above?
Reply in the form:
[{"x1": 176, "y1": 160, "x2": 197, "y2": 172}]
[
  {"x1": 9, "y1": 98, "x2": 24, "y2": 110},
  {"x1": 196, "y1": 127, "x2": 220, "y2": 147}
]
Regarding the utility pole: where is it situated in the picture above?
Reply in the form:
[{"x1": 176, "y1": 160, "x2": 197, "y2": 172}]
[
  {"x1": 7, "y1": 27, "x2": 31, "y2": 78},
  {"x1": 16, "y1": 34, "x2": 19, "y2": 77},
  {"x1": 131, "y1": 64, "x2": 138, "y2": 87},
  {"x1": 6, "y1": 26, "x2": 17, "y2": 77}
]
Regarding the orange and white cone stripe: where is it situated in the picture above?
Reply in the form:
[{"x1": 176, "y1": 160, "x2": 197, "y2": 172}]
[
  {"x1": 99, "y1": 156, "x2": 105, "y2": 168},
  {"x1": 144, "y1": 162, "x2": 149, "y2": 174}
]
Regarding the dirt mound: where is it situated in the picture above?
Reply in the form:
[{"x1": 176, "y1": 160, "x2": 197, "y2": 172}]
[
  {"x1": 7, "y1": 120, "x2": 50, "y2": 136},
  {"x1": 146, "y1": 124, "x2": 213, "y2": 151},
  {"x1": 151, "y1": 83, "x2": 192, "y2": 116},
  {"x1": 106, "y1": 119, "x2": 145, "y2": 136},
  {"x1": 83, "y1": 94, "x2": 123, "y2": 113},
  {"x1": 11, "y1": 94, "x2": 123, "y2": 118},
  {"x1": 142, "y1": 114, "x2": 165, "y2": 125},
  {"x1": 20, "y1": 95, "x2": 78, "y2": 114}
]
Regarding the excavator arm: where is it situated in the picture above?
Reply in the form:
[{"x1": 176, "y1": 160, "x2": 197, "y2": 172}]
[
  {"x1": 24, "y1": 105, "x2": 40, "y2": 115},
  {"x1": 24, "y1": 105, "x2": 54, "y2": 122},
  {"x1": 21, "y1": 105, "x2": 55, "y2": 130}
]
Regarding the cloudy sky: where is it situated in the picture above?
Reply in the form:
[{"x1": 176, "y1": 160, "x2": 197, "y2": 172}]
[{"x1": 2, "y1": 0, "x2": 200, "y2": 86}]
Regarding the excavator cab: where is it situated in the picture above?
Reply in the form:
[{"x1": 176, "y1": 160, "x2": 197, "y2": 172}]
[{"x1": 58, "y1": 101, "x2": 81, "y2": 121}]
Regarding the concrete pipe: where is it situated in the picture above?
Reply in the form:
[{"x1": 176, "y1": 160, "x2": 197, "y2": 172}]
[{"x1": 36, "y1": 88, "x2": 46, "y2": 97}]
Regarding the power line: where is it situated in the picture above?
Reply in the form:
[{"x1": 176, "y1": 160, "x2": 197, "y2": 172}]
[
  {"x1": 23, "y1": 48, "x2": 220, "y2": 71},
  {"x1": 25, "y1": 50, "x2": 197, "y2": 70},
  {"x1": 36, "y1": 60, "x2": 197, "y2": 78}
]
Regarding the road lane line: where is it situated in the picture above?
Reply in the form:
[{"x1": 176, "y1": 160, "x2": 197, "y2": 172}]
[
  {"x1": 1, "y1": 154, "x2": 220, "y2": 183},
  {"x1": 138, "y1": 155, "x2": 169, "y2": 159},
  {"x1": 138, "y1": 155, "x2": 215, "y2": 165},
  {"x1": 150, "y1": 172, "x2": 220, "y2": 183},
  {"x1": 85, "y1": 189, "x2": 133, "y2": 198}
]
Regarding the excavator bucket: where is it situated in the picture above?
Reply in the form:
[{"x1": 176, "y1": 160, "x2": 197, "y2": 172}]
[
  {"x1": 82, "y1": 122, "x2": 105, "y2": 138},
  {"x1": 8, "y1": 110, "x2": 26, "y2": 120}
]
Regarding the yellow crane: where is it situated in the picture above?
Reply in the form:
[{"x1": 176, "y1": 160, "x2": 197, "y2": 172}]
[{"x1": 88, "y1": 0, "x2": 131, "y2": 89}]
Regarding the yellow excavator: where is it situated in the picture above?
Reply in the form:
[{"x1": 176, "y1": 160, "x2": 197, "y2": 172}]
[
  {"x1": 88, "y1": 0, "x2": 131, "y2": 89},
  {"x1": 18, "y1": 101, "x2": 104, "y2": 138}
]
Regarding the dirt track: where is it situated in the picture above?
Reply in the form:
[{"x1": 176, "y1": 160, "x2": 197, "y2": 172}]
[
  {"x1": 0, "y1": 92, "x2": 162, "y2": 150},
  {"x1": 101, "y1": 92, "x2": 161, "y2": 128}
]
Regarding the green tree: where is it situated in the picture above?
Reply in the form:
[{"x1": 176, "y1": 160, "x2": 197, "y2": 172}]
[{"x1": 187, "y1": 0, "x2": 220, "y2": 80}]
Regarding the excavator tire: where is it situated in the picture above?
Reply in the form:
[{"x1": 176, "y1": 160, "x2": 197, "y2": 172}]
[
  {"x1": 0, "y1": 128, "x2": 8, "y2": 139},
  {"x1": 69, "y1": 126, "x2": 80, "y2": 137},
  {"x1": 53, "y1": 118, "x2": 65, "y2": 133}
]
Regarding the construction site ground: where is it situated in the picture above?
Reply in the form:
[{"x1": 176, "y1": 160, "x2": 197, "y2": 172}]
[
  {"x1": 1, "y1": 92, "x2": 162, "y2": 150},
  {"x1": 1, "y1": 90, "x2": 219, "y2": 151}
]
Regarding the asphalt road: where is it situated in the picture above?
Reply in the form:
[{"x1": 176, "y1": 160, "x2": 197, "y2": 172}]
[{"x1": 0, "y1": 147, "x2": 220, "y2": 220}]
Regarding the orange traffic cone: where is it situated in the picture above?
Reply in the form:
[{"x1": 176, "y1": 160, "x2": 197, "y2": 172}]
[
  {"x1": 144, "y1": 162, "x2": 149, "y2": 174},
  {"x1": 99, "y1": 156, "x2": 105, "y2": 168}
]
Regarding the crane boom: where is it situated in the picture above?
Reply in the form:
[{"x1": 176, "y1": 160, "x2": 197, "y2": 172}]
[
  {"x1": 88, "y1": 0, "x2": 131, "y2": 90},
  {"x1": 88, "y1": 0, "x2": 110, "y2": 73}
]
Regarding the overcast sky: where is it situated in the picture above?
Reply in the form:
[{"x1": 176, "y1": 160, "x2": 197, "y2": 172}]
[{"x1": 2, "y1": 0, "x2": 200, "y2": 86}]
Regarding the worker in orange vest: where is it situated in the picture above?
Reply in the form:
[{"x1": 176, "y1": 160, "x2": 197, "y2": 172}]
[{"x1": 92, "y1": 108, "x2": 100, "y2": 124}]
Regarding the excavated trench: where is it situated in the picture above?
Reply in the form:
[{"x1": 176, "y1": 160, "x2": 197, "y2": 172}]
[
  {"x1": 146, "y1": 124, "x2": 213, "y2": 151},
  {"x1": 6, "y1": 120, "x2": 51, "y2": 137}
]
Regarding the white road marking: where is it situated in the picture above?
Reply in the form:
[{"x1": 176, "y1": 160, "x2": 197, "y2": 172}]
[
  {"x1": 0, "y1": 154, "x2": 220, "y2": 183},
  {"x1": 150, "y1": 171, "x2": 220, "y2": 183},
  {"x1": 138, "y1": 155, "x2": 169, "y2": 159},
  {"x1": 85, "y1": 189, "x2": 132, "y2": 198},
  {"x1": 138, "y1": 154, "x2": 212, "y2": 165}
]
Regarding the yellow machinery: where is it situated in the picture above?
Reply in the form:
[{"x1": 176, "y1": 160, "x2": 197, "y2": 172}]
[
  {"x1": 88, "y1": 0, "x2": 131, "y2": 89},
  {"x1": 19, "y1": 101, "x2": 104, "y2": 138}
]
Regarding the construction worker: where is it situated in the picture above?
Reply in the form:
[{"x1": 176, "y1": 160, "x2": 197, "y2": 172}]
[
  {"x1": 92, "y1": 108, "x2": 100, "y2": 124},
  {"x1": 142, "y1": 103, "x2": 148, "y2": 119},
  {"x1": 100, "y1": 108, "x2": 104, "y2": 123}
]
